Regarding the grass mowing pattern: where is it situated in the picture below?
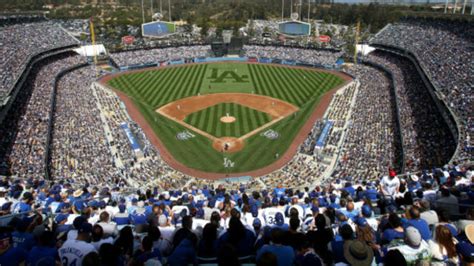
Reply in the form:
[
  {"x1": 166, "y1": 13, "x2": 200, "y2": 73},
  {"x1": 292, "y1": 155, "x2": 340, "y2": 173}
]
[
  {"x1": 107, "y1": 63, "x2": 345, "y2": 173},
  {"x1": 184, "y1": 103, "x2": 272, "y2": 138}
]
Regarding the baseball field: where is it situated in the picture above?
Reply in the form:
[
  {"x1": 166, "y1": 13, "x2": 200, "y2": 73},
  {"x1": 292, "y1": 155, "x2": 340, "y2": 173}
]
[{"x1": 104, "y1": 62, "x2": 349, "y2": 177}]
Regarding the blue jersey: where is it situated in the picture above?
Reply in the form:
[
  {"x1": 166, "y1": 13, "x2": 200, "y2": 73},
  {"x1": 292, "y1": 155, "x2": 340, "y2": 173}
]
[
  {"x1": 12, "y1": 231, "x2": 35, "y2": 251},
  {"x1": 27, "y1": 246, "x2": 57, "y2": 266},
  {"x1": 0, "y1": 246, "x2": 27, "y2": 266},
  {"x1": 274, "y1": 188, "x2": 286, "y2": 198},
  {"x1": 130, "y1": 211, "x2": 147, "y2": 225}
]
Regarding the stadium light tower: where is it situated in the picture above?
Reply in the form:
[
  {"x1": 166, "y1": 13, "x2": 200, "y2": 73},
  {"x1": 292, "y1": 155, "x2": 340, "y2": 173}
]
[
  {"x1": 151, "y1": 0, "x2": 154, "y2": 18},
  {"x1": 282, "y1": 0, "x2": 284, "y2": 22},
  {"x1": 168, "y1": 0, "x2": 172, "y2": 21},
  {"x1": 308, "y1": 0, "x2": 310, "y2": 22},
  {"x1": 141, "y1": 0, "x2": 145, "y2": 23}
]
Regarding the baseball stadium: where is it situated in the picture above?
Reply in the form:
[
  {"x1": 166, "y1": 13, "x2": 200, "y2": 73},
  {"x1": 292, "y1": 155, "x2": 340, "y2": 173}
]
[
  {"x1": 101, "y1": 62, "x2": 350, "y2": 177},
  {"x1": 0, "y1": 0, "x2": 472, "y2": 265}
]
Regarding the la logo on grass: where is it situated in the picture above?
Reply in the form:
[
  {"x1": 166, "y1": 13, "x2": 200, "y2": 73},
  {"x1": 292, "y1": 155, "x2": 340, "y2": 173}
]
[{"x1": 208, "y1": 68, "x2": 249, "y2": 84}]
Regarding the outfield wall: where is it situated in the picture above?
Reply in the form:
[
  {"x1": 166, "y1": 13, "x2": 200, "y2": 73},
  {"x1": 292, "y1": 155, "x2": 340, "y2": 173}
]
[{"x1": 118, "y1": 56, "x2": 342, "y2": 71}]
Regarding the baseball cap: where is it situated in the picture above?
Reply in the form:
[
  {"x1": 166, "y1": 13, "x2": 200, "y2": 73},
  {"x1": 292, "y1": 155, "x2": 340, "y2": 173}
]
[
  {"x1": 253, "y1": 218, "x2": 262, "y2": 227},
  {"x1": 361, "y1": 205, "x2": 372, "y2": 217},
  {"x1": 118, "y1": 204, "x2": 126, "y2": 213},
  {"x1": 72, "y1": 216, "x2": 86, "y2": 229},
  {"x1": 405, "y1": 226, "x2": 422, "y2": 247},
  {"x1": 271, "y1": 197, "x2": 278, "y2": 206},
  {"x1": 251, "y1": 204, "x2": 259, "y2": 217},
  {"x1": 275, "y1": 213, "x2": 284, "y2": 226},
  {"x1": 78, "y1": 223, "x2": 93, "y2": 234},
  {"x1": 355, "y1": 217, "x2": 368, "y2": 227},
  {"x1": 55, "y1": 213, "x2": 69, "y2": 224}
]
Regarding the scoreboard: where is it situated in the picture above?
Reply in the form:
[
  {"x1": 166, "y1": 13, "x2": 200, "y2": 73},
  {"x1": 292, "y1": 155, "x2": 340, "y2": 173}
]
[
  {"x1": 278, "y1": 21, "x2": 311, "y2": 37},
  {"x1": 142, "y1": 21, "x2": 176, "y2": 38}
]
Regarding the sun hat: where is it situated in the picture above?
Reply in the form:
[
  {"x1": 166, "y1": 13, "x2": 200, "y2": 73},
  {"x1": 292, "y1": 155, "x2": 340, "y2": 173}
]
[
  {"x1": 73, "y1": 189, "x2": 83, "y2": 198},
  {"x1": 465, "y1": 224, "x2": 474, "y2": 244},
  {"x1": 343, "y1": 240, "x2": 374, "y2": 266}
]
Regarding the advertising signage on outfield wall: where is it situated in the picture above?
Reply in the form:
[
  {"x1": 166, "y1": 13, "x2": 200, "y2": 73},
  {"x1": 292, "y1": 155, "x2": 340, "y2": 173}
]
[
  {"x1": 278, "y1": 21, "x2": 311, "y2": 37},
  {"x1": 142, "y1": 21, "x2": 176, "y2": 38}
]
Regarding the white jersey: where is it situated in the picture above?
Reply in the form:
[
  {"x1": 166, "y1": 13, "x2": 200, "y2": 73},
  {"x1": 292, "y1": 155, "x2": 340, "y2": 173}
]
[
  {"x1": 381, "y1": 176, "x2": 400, "y2": 197},
  {"x1": 243, "y1": 213, "x2": 266, "y2": 228},
  {"x1": 366, "y1": 217, "x2": 379, "y2": 232},
  {"x1": 158, "y1": 226, "x2": 175, "y2": 243},
  {"x1": 59, "y1": 239, "x2": 96, "y2": 266},
  {"x1": 264, "y1": 207, "x2": 285, "y2": 226},
  {"x1": 171, "y1": 205, "x2": 189, "y2": 216}
]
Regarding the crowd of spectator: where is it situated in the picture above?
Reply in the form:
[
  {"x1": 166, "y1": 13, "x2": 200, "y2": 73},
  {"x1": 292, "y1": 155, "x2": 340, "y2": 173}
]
[
  {"x1": 110, "y1": 46, "x2": 210, "y2": 67},
  {"x1": 0, "y1": 21, "x2": 79, "y2": 98},
  {"x1": 51, "y1": 66, "x2": 120, "y2": 186},
  {"x1": 371, "y1": 18, "x2": 473, "y2": 163},
  {"x1": 0, "y1": 53, "x2": 86, "y2": 179},
  {"x1": 368, "y1": 50, "x2": 456, "y2": 172},
  {"x1": 331, "y1": 64, "x2": 402, "y2": 181},
  {"x1": 0, "y1": 162, "x2": 472, "y2": 266},
  {"x1": 243, "y1": 45, "x2": 343, "y2": 67}
]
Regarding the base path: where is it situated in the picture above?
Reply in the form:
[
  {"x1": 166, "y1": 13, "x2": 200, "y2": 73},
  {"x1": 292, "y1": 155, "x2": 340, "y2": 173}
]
[{"x1": 101, "y1": 64, "x2": 353, "y2": 180}]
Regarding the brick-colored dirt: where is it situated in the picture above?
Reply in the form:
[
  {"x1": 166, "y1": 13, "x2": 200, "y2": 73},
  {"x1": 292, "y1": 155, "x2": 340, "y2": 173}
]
[{"x1": 99, "y1": 63, "x2": 353, "y2": 180}]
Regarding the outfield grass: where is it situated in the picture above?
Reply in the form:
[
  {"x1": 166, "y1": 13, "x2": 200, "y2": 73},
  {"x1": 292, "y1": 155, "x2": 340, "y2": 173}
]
[
  {"x1": 107, "y1": 63, "x2": 345, "y2": 174},
  {"x1": 200, "y1": 63, "x2": 254, "y2": 94},
  {"x1": 184, "y1": 102, "x2": 272, "y2": 138}
]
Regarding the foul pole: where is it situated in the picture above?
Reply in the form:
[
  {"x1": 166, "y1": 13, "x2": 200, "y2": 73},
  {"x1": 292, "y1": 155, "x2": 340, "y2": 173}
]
[{"x1": 353, "y1": 21, "x2": 360, "y2": 64}]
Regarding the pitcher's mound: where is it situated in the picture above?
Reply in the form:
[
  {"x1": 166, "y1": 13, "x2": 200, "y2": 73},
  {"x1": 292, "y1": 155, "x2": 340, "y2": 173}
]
[
  {"x1": 220, "y1": 116, "x2": 236, "y2": 123},
  {"x1": 212, "y1": 137, "x2": 244, "y2": 153}
]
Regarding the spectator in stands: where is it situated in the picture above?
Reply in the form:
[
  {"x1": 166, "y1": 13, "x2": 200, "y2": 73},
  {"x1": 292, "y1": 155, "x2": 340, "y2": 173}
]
[
  {"x1": 405, "y1": 206, "x2": 432, "y2": 241},
  {"x1": 387, "y1": 226, "x2": 431, "y2": 265},
  {"x1": 430, "y1": 224, "x2": 459, "y2": 265},
  {"x1": 58, "y1": 223, "x2": 96, "y2": 266},
  {"x1": 257, "y1": 228, "x2": 295, "y2": 266},
  {"x1": 0, "y1": 227, "x2": 27, "y2": 266}
]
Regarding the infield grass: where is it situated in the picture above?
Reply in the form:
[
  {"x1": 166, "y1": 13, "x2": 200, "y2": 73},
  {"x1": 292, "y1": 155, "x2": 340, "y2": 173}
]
[
  {"x1": 184, "y1": 102, "x2": 272, "y2": 138},
  {"x1": 107, "y1": 62, "x2": 345, "y2": 174}
]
